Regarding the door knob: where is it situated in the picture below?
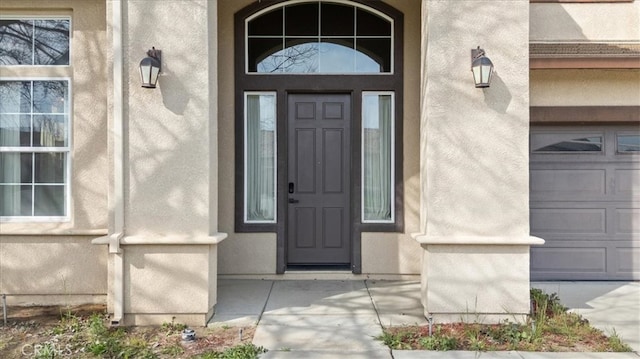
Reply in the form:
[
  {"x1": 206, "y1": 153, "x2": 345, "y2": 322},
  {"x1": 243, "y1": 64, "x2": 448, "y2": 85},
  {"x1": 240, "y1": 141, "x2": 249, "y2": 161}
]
[{"x1": 288, "y1": 198, "x2": 299, "y2": 203}]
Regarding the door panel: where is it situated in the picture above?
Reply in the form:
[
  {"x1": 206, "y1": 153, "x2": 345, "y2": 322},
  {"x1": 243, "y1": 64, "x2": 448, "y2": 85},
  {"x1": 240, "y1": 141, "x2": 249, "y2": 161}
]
[{"x1": 287, "y1": 94, "x2": 351, "y2": 265}]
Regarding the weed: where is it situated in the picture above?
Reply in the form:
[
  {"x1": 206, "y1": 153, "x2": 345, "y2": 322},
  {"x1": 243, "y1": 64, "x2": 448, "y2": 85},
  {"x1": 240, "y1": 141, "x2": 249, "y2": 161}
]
[
  {"x1": 195, "y1": 344, "x2": 267, "y2": 359},
  {"x1": 162, "y1": 317, "x2": 187, "y2": 335},
  {"x1": 418, "y1": 330, "x2": 458, "y2": 351},
  {"x1": 162, "y1": 343, "x2": 184, "y2": 356},
  {"x1": 378, "y1": 289, "x2": 632, "y2": 352},
  {"x1": 377, "y1": 330, "x2": 413, "y2": 350},
  {"x1": 607, "y1": 329, "x2": 632, "y2": 352}
]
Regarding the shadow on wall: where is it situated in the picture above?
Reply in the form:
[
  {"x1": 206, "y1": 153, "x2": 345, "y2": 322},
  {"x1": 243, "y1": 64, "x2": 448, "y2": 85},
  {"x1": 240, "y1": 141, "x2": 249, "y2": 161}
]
[
  {"x1": 483, "y1": 73, "x2": 511, "y2": 114},
  {"x1": 158, "y1": 69, "x2": 190, "y2": 116},
  {"x1": 530, "y1": 3, "x2": 588, "y2": 41}
]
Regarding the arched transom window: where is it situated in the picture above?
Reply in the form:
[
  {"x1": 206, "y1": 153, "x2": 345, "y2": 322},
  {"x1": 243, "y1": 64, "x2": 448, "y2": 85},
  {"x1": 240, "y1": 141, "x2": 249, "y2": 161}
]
[{"x1": 246, "y1": 1, "x2": 393, "y2": 74}]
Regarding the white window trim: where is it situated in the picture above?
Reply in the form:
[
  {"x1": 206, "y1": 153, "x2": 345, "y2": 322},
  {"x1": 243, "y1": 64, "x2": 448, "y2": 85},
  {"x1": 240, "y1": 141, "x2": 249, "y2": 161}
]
[
  {"x1": 243, "y1": 91, "x2": 277, "y2": 223},
  {"x1": 0, "y1": 77, "x2": 72, "y2": 222},
  {"x1": 244, "y1": 0, "x2": 394, "y2": 75},
  {"x1": 0, "y1": 15, "x2": 72, "y2": 67},
  {"x1": 361, "y1": 91, "x2": 395, "y2": 224}
]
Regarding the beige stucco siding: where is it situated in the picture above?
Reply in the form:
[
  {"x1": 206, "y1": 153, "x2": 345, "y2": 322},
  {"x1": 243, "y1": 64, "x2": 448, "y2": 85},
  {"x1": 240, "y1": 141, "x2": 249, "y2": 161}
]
[
  {"x1": 0, "y1": 0, "x2": 108, "y2": 302},
  {"x1": 0, "y1": 236, "x2": 107, "y2": 305},
  {"x1": 531, "y1": 69, "x2": 640, "y2": 107},
  {"x1": 530, "y1": 1, "x2": 640, "y2": 41},
  {"x1": 217, "y1": 0, "x2": 422, "y2": 275}
]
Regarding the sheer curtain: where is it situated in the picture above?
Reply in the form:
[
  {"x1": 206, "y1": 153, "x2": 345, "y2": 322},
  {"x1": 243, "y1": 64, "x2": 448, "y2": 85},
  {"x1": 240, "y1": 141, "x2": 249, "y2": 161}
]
[
  {"x1": 246, "y1": 94, "x2": 276, "y2": 222},
  {"x1": 0, "y1": 82, "x2": 23, "y2": 216},
  {"x1": 363, "y1": 94, "x2": 392, "y2": 221}
]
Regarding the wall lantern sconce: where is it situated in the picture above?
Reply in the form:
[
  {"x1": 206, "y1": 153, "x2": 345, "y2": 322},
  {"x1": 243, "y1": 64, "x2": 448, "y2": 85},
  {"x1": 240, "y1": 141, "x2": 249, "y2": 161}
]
[
  {"x1": 139, "y1": 47, "x2": 161, "y2": 88},
  {"x1": 471, "y1": 46, "x2": 493, "y2": 88}
]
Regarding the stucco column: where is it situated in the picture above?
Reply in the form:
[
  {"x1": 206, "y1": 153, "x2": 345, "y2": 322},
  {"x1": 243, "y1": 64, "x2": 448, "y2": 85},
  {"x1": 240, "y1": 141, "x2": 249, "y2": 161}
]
[
  {"x1": 94, "y1": 0, "x2": 225, "y2": 326},
  {"x1": 415, "y1": 0, "x2": 543, "y2": 323}
]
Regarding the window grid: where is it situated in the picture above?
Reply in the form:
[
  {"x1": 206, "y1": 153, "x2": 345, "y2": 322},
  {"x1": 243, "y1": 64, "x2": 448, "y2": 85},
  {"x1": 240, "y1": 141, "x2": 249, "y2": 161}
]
[
  {"x1": 246, "y1": 1, "x2": 393, "y2": 74},
  {"x1": 0, "y1": 78, "x2": 70, "y2": 221},
  {"x1": 0, "y1": 16, "x2": 71, "y2": 66}
]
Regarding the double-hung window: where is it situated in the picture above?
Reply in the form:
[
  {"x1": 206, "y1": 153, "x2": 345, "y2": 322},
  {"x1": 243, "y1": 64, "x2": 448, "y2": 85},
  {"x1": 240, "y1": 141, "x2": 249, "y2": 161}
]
[{"x1": 0, "y1": 18, "x2": 71, "y2": 220}]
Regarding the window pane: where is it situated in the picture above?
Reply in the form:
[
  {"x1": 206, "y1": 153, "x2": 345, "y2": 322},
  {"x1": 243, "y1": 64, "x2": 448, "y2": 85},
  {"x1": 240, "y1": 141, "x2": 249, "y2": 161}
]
[
  {"x1": 0, "y1": 20, "x2": 34, "y2": 65},
  {"x1": 0, "y1": 114, "x2": 31, "y2": 146},
  {"x1": 0, "y1": 153, "x2": 32, "y2": 183},
  {"x1": 356, "y1": 38, "x2": 391, "y2": 73},
  {"x1": 617, "y1": 135, "x2": 640, "y2": 153},
  {"x1": 245, "y1": 94, "x2": 276, "y2": 222},
  {"x1": 33, "y1": 115, "x2": 67, "y2": 147},
  {"x1": 33, "y1": 81, "x2": 68, "y2": 114},
  {"x1": 34, "y1": 185, "x2": 64, "y2": 216},
  {"x1": 363, "y1": 94, "x2": 393, "y2": 222},
  {"x1": 33, "y1": 20, "x2": 70, "y2": 65},
  {"x1": 285, "y1": 3, "x2": 318, "y2": 36},
  {"x1": 321, "y1": 4, "x2": 354, "y2": 36},
  {"x1": 248, "y1": 8, "x2": 282, "y2": 36},
  {"x1": 0, "y1": 185, "x2": 32, "y2": 216},
  {"x1": 35, "y1": 152, "x2": 65, "y2": 183},
  {"x1": 249, "y1": 38, "x2": 283, "y2": 72},
  {"x1": 261, "y1": 39, "x2": 318, "y2": 73},
  {"x1": 357, "y1": 9, "x2": 391, "y2": 36},
  {"x1": 0, "y1": 81, "x2": 31, "y2": 113},
  {"x1": 319, "y1": 39, "x2": 354, "y2": 73},
  {"x1": 532, "y1": 134, "x2": 602, "y2": 152}
]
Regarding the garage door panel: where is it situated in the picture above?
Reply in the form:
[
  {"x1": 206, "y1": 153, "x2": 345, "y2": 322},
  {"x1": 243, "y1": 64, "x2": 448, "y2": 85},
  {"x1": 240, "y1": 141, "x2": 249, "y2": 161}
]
[
  {"x1": 615, "y1": 169, "x2": 640, "y2": 195},
  {"x1": 531, "y1": 208, "x2": 605, "y2": 234},
  {"x1": 615, "y1": 209, "x2": 640, "y2": 234},
  {"x1": 530, "y1": 169, "x2": 605, "y2": 197},
  {"x1": 531, "y1": 247, "x2": 606, "y2": 273},
  {"x1": 617, "y1": 248, "x2": 640, "y2": 274}
]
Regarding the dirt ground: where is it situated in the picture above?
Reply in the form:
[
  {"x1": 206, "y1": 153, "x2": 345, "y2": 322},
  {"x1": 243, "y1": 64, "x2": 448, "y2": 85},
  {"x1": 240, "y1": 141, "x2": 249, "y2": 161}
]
[{"x1": 0, "y1": 304, "x2": 256, "y2": 359}]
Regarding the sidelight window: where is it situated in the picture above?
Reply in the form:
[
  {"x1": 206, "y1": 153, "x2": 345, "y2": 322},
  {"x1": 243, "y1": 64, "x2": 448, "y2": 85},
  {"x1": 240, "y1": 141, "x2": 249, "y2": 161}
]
[
  {"x1": 244, "y1": 92, "x2": 277, "y2": 223},
  {"x1": 362, "y1": 92, "x2": 394, "y2": 222}
]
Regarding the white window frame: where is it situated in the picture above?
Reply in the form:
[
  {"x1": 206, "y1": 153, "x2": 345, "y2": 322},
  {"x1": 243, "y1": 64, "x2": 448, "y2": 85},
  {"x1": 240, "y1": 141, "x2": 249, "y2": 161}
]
[
  {"x1": 0, "y1": 16, "x2": 72, "y2": 67},
  {"x1": 0, "y1": 77, "x2": 72, "y2": 222},
  {"x1": 361, "y1": 91, "x2": 395, "y2": 224},
  {"x1": 243, "y1": 91, "x2": 277, "y2": 223}
]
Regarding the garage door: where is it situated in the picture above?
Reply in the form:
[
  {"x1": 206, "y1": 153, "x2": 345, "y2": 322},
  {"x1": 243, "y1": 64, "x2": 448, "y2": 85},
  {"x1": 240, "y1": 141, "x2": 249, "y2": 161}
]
[{"x1": 530, "y1": 125, "x2": 640, "y2": 280}]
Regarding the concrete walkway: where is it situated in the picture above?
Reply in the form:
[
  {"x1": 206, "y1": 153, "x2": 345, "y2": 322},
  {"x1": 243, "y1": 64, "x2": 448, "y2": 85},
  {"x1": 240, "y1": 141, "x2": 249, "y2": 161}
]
[{"x1": 210, "y1": 279, "x2": 640, "y2": 358}]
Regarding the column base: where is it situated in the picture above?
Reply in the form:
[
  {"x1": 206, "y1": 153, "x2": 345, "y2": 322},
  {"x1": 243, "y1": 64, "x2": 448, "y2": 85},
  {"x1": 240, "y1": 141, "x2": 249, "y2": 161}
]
[{"x1": 413, "y1": 235, "x2": 544, "y2": 324}]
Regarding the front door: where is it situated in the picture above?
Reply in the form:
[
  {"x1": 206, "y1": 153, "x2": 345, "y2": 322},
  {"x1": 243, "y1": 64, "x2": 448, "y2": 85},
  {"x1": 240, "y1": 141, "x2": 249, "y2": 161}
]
[{"x1": 287, "y1": 94, "x2": 351, "y2": 266}]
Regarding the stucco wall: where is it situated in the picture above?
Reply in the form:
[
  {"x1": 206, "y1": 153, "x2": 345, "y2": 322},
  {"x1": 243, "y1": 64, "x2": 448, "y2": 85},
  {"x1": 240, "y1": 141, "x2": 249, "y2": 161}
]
[
  {"x1": 531, "y1": 69, "x2": 640, "y2": 106},
  {"x1": 530, "y1": 1, "x2": 640, "y2": 41},
  {"x1": 421, "y1": 0, "x2": 530, "y2": 238},
  {"x1": 123, "y1": 0, "x2": 214, "y2": 237},
  {"x1": 0, "y1": 0, "x2": 108, "y2": 302},
  {"x1": 217, "y1": 0, "x2": 422, "y2": 276}
]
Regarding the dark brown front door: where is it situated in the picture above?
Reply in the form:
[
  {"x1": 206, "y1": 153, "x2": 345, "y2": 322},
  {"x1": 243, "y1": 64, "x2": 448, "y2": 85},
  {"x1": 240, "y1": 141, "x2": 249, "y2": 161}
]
[{"x1": 287, "y1": 94, "x2": 351, "y2": 266}]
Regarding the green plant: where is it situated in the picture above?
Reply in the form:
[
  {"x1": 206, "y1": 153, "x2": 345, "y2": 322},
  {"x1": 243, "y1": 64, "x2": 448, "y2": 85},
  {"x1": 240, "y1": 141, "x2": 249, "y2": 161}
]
[
  {"x1": 86, "y1": 314, "x2": 127, "y2": 357},
  {"x1": 162, "y1": 344, "x2": 184, "y2": 356},
  {"x1": 195, "y1": 344, "x2": 267, "y2": 359},
  {"x1": 162, "y1": 317, "x2": 187, "y2": 335},
  {"x1": 607, "y1": 329, "x2": 632, "y2": 352},
  {"x1": 418, "y1": 333, "x2": 458, "y2": 351},
  {"x1": 377, "y1": 330, "x2": 413, "y2": 350}
]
